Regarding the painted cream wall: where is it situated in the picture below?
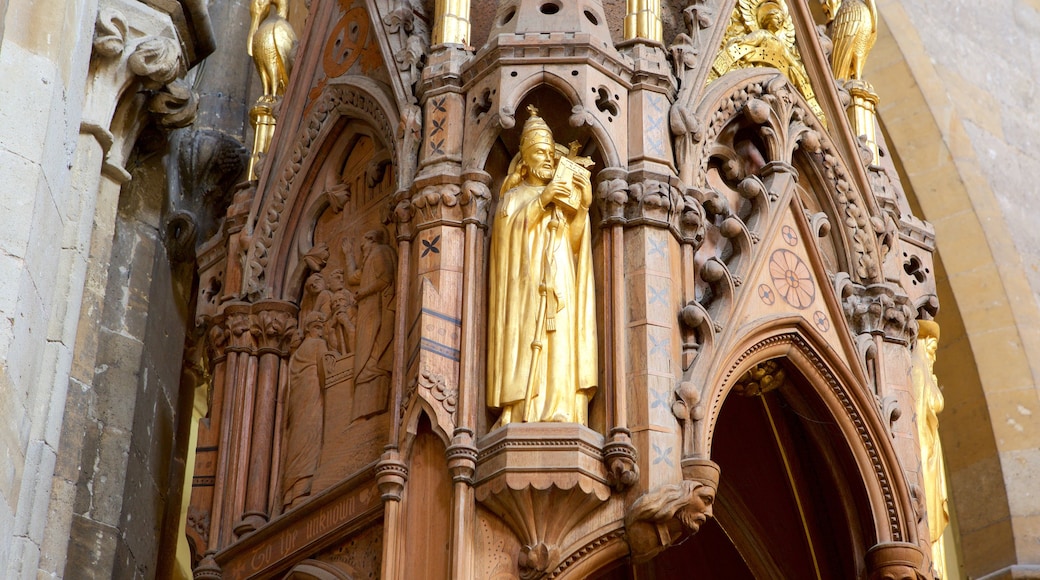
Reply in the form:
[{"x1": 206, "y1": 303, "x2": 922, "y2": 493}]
[{"x1": 870, "y1": 0, "x2": 1040, "y2": 577}]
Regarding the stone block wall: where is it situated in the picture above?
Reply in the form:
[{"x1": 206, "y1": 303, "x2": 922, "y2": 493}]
[{"x1": 0, "y1": 0, "x2": 99, "y2": 577}]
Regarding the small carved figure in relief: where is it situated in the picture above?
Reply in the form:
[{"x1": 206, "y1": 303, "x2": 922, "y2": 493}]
[
  {"x1": 282, "y1": 311, "x2": 328, "y2": 510},
  {"x1": 624, "y1": 479, "x2": 717, "y2": 563},
  {"x1": 823, "y1": 0, "x2": 877, "y2": 81},
  {"x1": 343, "y1": 228, "x2": 396, "y2": 420},
  {"x1": 299, "y1": 271, "x2": 333, "y2": 327},
  {"x1": 248, "y1": 0, "x2": 298, "y2": 100},
  {"x1": 487, "y1": 106, "x2": 598, "y2": 427},
  {"x1": 324, "y1": 268, "x2": 357, "y2": 355},
  {"x1": 710, "y1": 0, "x2": 825, "y2": 122}
]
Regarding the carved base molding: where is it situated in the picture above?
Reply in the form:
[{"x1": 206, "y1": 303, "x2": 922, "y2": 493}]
[
  {"x1": 200, "y1": 466, "x2": 382, "y2": 579},
  {"x1": 475, "y1": 424, "x2": 611, "y2": 579}
]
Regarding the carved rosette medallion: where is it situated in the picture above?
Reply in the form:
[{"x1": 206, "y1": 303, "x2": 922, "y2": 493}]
[{"x1": 768, "y1": 249, "x2": 814, "y2": 309}]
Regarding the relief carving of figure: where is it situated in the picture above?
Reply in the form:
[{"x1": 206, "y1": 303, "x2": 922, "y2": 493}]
[
  {"x1": 282, "y1": 311, "x2": 328, "y2": 510},
  {"x1": 299, "y1": 271, "x2": 332, "y2": 327},
  {"x1": 487, "y1": 106, "x2": 598, "y2": 427},
  {"x1": 624, "y1": 479, "x2": 717, "y2": 563},
  {"x1": 343, "y1": 228, "x2": 396, "y2": 420},
  {"x1": 324, "y1": 268, "x2": 357, "y2": 355}
]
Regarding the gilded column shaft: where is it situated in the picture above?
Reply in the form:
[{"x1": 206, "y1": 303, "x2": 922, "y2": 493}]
[
  {"x1": 624, "y1": 0, "x2": 663, "y2": 42},
  {"x1": 433, "y1": 0, "x2": 470, "y2": 45}
]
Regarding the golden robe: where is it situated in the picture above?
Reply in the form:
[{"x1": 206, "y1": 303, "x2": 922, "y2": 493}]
[{"x1": 487, "y1": 182, "x2": 598, "y2": 424}]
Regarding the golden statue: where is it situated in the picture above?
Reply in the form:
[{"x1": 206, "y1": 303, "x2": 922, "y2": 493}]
[
  {"x1": 823, "y1": 0, "x2": 877, "y2": 81},
  {"x1": 487, "y1": 106, "x2": 598, "y2": 427},
  {"x1": 911, "y1": 320, "x2": 949, "y2": 578},
  {"x1": 709, "y1": 0, "x2": 826, "y2": 123},
  {"x1": 248, "y1": 0, "x2": 297, "y2": 100}
]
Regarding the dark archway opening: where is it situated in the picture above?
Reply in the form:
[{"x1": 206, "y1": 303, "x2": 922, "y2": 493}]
[{"x1": 595, "y1": 358, "x2": 873, "y2": 579}]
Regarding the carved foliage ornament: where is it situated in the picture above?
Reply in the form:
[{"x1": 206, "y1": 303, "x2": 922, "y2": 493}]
[{"x1": 693, "y1": 74, "x2": 881, "y2": 282}]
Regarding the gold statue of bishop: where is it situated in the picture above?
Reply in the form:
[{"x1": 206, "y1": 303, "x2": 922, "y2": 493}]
[{"x1": 487, "y1": 106, "x2": 598, "y2": 428}]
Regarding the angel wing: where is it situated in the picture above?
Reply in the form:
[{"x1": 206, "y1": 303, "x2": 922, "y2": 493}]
[{"x1": 830, "y1": 0, "x2": 877, "y2": 79}]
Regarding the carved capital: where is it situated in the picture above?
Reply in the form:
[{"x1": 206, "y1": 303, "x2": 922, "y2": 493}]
[
  {"x1": 412, "y1": 183, "x2": 463, "y2": 229},
  {"x1": 865, "y1": 542, "x2": 930, "y2": 580},
  {"x1": 625, "y1": 178, "x2": 684, "y2": 229},
  {"x1": 203, "y1": 315, "x2": 230, "y2": 363},
  {"x1": 595, "y1": 167, "x2": 629, "y2": 225},
  {"x1": 446, "y1": 429, "x2": 477, "y2": 485},
  {"x1": 250, "y1": 301, "x2": 300, "y2": 356},
  {"x1": 460, "y1": 170, "x2": 493, "y2": 226},
  {"x1": 376, "y1": 449, "x2": 408, "y2": 502},
  {"x1": 224, "y1": 304, "x2": 255, "y2": 352},
  {"x1": 604, "y1": 428, "x2": 639, "y2": 491},
  {"x1": 837, "y1": 275, "x2": 918, "y2": 345},
  {"x1": 624, "y1": 464, "x2": 719, "y2": 564}
]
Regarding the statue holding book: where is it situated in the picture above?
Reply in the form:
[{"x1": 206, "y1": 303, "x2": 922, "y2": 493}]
[{"x1": 487, "y1": 105, "x2": 598, "y2": 427}]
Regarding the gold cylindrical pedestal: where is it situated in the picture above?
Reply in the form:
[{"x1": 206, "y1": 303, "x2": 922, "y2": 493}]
[
  {"x1": 248, "y1": 101, "x2": 277, "y2": 180},
  {"x1": 845, "y1": 79, "x2": 881, "y2": 166},
  {"x1": 624, "y1": 0, "x2": 662, "y2": 42}
]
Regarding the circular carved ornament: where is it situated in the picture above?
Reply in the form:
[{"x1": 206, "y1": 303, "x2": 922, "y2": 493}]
[
  {"x1": 324, "y1": 7, "x2": 370, "y2": 77},
  {"x1": 781, "y1": 225, "x2": 798, "y2": 246},
  {"x1": 768, "y1": 249, "x2": 815, "y2": 309},
  {"x1": 813, "y1": 310, "x2": 829, "y2": 332},
  {"x1": 758, "y1": 284, "x2": 775, "y2": 306}
]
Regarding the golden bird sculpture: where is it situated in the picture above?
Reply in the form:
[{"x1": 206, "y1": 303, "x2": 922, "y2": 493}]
[
  {"x1": 248, "y1": 0, "x2": 298, "y2": 100},
  {"x1": 824, "y1": 0, "x2": 877, "y2": 80}
]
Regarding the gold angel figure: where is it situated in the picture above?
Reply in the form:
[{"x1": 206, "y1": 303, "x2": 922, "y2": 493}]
[
  {"x1": 709, "y1": 0, "x2": 826, "y2": 123},
  {"x1": 248, "y1": 0, "x2": 298, "y2": 100},
  {"x1": 824, "y1": 0, "x2": 877, "y2": 80}
]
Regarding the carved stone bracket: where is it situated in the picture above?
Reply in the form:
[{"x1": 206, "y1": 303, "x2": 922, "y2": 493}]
[
  {"x1": 836, "y1": 274, "x2": 918, "y2": 346},
  {"x1": 865, "y1": 542, "x2": 930, "y2": 580},
  {"x1": 164, "y1": 129, "x2": 248, "y2": 263},
  {"x1": 624, "y1": 459, "x2": 720, "y2": 564},
  {"x1": 475, "y1": 424, "x2": 611, "y2": 579}
]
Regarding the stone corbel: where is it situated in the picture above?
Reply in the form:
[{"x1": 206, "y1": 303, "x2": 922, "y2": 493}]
[
  {"x1": 865, "y1": 542, "x2": 931, "y2": 580},
  {"x1": 86, "y1": 0, "x2": 195, "y2": 182},
  {"x1": 624, "y1": 459, "x2": 720, "y2": 563}
]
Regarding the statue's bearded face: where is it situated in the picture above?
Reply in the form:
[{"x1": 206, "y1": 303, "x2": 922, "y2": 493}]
[
  {"x1": 522, "y1": 139, "x2": 556, "y2": 183},
  {"x1": 676, "y1": 486, "x2": 715, "y2": 533}
]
